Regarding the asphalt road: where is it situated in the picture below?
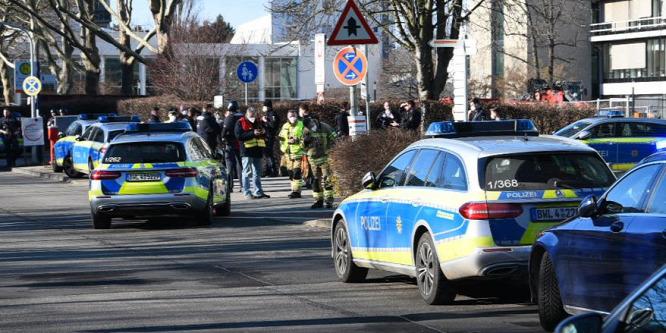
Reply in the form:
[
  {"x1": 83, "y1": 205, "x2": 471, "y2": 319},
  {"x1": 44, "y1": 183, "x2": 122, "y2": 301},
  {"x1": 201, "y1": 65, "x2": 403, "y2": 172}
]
[{"x1": 0, "y1": 171, "x2": 543, "y2": 332}]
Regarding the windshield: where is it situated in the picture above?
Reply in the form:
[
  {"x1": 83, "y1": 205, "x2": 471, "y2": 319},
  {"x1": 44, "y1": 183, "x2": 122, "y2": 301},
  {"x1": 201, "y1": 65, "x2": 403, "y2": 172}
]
[
  {"x1": 103, "y1": 142, "x2": 186, "y2": 164},
  {"x1": 484, "y1": 153, "x2": 615, "y2": 191},
  {"x1": 554, "y1": 120, "x2": 592, "y2": 137}
]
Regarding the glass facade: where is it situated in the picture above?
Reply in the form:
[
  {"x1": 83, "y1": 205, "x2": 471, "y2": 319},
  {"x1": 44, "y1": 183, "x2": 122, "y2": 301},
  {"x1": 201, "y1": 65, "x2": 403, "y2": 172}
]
[
  {"x1": 603, "y1": 38, "x2": 666, "y2": 82},
  {"x1": 264, "y1": 57, "x2": 298, "y2": 100}
]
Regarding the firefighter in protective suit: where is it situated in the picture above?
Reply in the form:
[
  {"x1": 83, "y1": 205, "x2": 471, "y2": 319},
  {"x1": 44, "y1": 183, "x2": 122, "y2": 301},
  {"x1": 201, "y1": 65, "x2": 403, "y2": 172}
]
[
  {"x1": 279, "y1": 110, "x2": 305, "y2": 198},
  {"x1": 302, "y1": 117, "x2": 337, "y2": 209}
]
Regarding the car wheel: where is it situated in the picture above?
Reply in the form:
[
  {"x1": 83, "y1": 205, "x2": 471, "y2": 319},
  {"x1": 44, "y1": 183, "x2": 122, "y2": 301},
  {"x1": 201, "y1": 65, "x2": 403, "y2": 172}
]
[
  {"x1": 92, "y1": 212, "x2": 111, "y2": 229},
  {"x1": 196, "y1": 188, "x2": 214, "y2": 226},
  {"x1": 88, "y1": 158, "x2": 94, "y2": 173},
  {"x1": 415, "y1": 232, "x2": 456, "y2": 305},
  {"x1": 538, "y1": 252, "x2": 568, "y2": 332},
  {"x1": 52, "y1": 160, "x2": 63, "y2": 173},
  {"x1": 215, "y1": 182, "x2": 231, "y2": 216},
  {"x1": 333, "y1": 221, "x2": 368, "y2": 282},
  {"x1": 63, "y1": 155, "x2": 84, "y2": 178}
]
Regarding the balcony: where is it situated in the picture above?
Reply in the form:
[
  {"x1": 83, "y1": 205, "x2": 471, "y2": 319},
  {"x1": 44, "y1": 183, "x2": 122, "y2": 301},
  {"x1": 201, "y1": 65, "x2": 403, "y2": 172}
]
[{"x1": 591, "y1": 16, "x2": 666, "y2": 36}]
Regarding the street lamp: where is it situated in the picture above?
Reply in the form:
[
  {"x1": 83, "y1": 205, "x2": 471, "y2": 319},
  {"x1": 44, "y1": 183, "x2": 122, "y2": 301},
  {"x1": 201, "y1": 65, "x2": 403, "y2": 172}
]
[{"x1": 0, "y1": 21, "x2": 36, "y2": 118}]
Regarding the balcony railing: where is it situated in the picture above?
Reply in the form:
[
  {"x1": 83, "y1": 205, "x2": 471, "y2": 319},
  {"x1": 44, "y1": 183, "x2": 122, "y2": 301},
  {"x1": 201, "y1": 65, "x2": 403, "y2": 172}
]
[{"x1": 591, "y1": 16, "x2": 666, "y2": 36}]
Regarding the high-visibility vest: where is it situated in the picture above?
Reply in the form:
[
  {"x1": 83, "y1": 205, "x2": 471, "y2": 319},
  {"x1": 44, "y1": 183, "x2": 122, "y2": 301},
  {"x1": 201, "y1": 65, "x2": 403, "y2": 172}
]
[
  {"x1": 239, "y1": 117, "x2": 266, "y2": 148},
  {"x1": 279, "y1": 121, "x2": 305, "y2": 160}
]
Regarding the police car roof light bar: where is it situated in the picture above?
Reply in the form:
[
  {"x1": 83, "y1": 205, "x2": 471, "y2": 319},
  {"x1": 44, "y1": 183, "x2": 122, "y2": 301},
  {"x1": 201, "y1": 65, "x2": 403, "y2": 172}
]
[
  {"x1": 596, "y1": 110, "x2": 625, "y2": 118},
  {"x1": 125, "y1": 122, "x2": 192, "y2": 133},
  {"x1": 98, "y1": 115, "x2": 141, "y2": 123},
  {"x1": 425, "y1": 119, "x2": 539, "y2": 138},
  {"x1": 78, "y1": 113, "x2": 118, "y2": 120}
]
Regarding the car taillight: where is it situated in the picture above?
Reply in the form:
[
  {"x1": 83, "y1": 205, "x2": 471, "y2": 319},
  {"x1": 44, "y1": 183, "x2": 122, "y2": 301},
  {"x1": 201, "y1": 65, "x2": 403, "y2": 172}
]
[
  {"x1": 459, "y1": 202, "x2": 523, "y2": 220},
  {"x1": 90, "y1": 170, "x2": 121, "y2": 180},
  {"x1": 165, "y1": 168, "x2": 198, "y2": 178},
  {"x1": 100, "y1": 147, "x2": 107, "y2": 155}
]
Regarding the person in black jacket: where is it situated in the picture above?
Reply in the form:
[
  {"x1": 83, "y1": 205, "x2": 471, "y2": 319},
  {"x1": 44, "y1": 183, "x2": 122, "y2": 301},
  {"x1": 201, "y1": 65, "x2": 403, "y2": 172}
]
[
  {"x1": 149, "y1": 107, "x2": 161, "y2": 123},
  {"x1": 0, "y1": 108, "x2": 20, "y2": 169},
  {"x1": 235, "y1": 107, "x2": 270, "y2": 199},
  {"x1": 196, "y1": 104, "x2": 221, "y2": 152},
  {"x1": 399, "y1": 100, "x2": 421, "y2": 132},
  {"x1": 376, "y1": 101, "x2": 400, "y2": 130},
  {"x1": 261, "y1": 100, "x2": 280, "y2": 177},
  {"x1": 221, "y1": 101, "x2": 243, "y2": 191},
  {"x1": 335, "y1": 102, "x2": 350, "y2": 137}
]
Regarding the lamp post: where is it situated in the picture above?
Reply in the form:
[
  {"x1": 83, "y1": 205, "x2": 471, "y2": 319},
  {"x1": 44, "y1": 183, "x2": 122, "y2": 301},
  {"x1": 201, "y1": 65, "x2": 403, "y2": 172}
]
[{"x1": 0, "y1": 21, "x2": 36, "y2": 118}]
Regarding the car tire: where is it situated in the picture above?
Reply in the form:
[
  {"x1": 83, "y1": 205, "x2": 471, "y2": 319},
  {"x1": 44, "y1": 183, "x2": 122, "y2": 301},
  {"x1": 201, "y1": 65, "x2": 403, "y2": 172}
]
[
  {"x1": 88, "y1": 158, "x2": 94, "y2": 173},
  {"x1": 538, "y1": 252, "x2": 568, "y2": 332},
  {"x1": 92, "y1": 212, "x2": 111, "y2": 229},
  {"x1": 215, "y1": 182, "x2": 231, "y2": 217},
  {"x1": 52, "y1": 160, "x2": 63, "y2": 173},
  {"x1": 415, "y1": 232, "x2": 456, "y2": 305},
  {"x1": 333, "y1": 221, "x2": 368, "y2": 282},
  {"x1": 196, "y1": 188, "x2": 214, "y2": 226},
  {"x1": 63, "y1": 155, "x2": 84, "y2": 178}
]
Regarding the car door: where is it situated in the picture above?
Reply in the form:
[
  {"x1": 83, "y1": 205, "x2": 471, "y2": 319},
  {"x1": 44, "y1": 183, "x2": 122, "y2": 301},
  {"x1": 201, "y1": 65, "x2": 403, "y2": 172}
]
[
  {"x1": 354, "y1": 149, "x2": 417, "y2": 263},
  {"x1": 385, "y1": 148, "x2": 441, "y2": 266},
  {"x1": 614, "y1": 122, "x2": 658, "y2": 171},
  {"x1": 565, "y1": 164, "x2": 662, "y2": 312},
  {"x1": 585, "y1": 121, "x2": 618, "y2": 167},
  {"x1": 72, "y1": 126, "x2": 97, "y2": 171},
  {"x1": 88, "y1": 128, "x2": 106, "y2": 169}
]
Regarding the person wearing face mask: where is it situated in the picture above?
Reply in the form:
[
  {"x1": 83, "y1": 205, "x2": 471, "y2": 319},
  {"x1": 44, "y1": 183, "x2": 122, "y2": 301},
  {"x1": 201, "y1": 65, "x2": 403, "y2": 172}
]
[
  {"x1": 279, "y1": 110, "x2": 306, "y2": 198},
  {"x1": 376, "y1": 101, "x2": 399, "y2": 130},
  {"x1": 262, "y1": 100, "x2": 280, "y2": 177},
  {"x1": 468, "y1": 97, "x2": 487, "y2": 121},
  {"x1": 235, "y1": 107, "x2": 270, "y2": 199},
  {"x1": 301, "y1": 117, "x2": 337, "y2": 209}
]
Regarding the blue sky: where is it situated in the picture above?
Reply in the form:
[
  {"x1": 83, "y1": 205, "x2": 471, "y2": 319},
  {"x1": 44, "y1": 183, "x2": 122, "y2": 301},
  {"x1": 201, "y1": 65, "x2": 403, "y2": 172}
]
[{"x1": 131, "y1": 0, "x2": 269, "y2": 30}]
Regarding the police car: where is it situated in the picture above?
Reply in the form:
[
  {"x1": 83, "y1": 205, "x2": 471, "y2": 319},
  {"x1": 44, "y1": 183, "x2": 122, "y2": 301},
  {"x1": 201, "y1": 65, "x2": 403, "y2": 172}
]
[
  {"x1": 331, "y1": 120, "x2": 616, "y2": 304},
  {"x1": 89, "y1": 122, "x2": 230, "y2": 229},
  {"x1": 53, "y1": 114, "x2": 105, "y2": 174},
  {"x1": 554, "y1": 117, "x2": 666, "y2": 173}
]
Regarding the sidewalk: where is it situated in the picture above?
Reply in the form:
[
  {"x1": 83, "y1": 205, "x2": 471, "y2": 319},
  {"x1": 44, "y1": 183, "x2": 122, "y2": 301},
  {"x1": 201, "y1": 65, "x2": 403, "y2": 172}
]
[{"x1": 5, "y1": 165, "x2": 332, "y2": 228}]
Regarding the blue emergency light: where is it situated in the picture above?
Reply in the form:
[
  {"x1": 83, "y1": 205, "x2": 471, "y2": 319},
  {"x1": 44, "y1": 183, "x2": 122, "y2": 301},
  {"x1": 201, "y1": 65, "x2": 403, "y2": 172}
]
[
  {"x1": 125, "y1": 122, "x2": 192, "y2": 133},
  {"x1": 98, "y1": 115, "x2": 141, "y2": 123},
  {"x1": 596, "y1": 110, "x2": 624, "y2": 118},
  {"x1": 425, "y1": 119, "x2": 539, "y2": 138},
  {"x1": 78, "y1": 113, "x2": 118, "y2": 120}
]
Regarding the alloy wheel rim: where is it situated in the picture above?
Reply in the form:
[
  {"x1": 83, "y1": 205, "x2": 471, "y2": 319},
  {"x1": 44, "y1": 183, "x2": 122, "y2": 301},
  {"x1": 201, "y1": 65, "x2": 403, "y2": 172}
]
[
  {"x1": 334, "y1": 227, "x2": 348, "y2": 275},
  {"x1": 417, "y1": 242, "x2": 435, "y2": 296}
]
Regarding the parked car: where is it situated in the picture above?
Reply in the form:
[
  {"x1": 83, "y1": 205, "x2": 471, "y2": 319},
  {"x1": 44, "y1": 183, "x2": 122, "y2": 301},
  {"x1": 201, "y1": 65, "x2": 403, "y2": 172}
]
[
  {"x1": 530, "y1": 159, "x2": 666, "y2": 331},
  {"x1": 556, "y1": 264, "x2": 666, "y2": 333}
]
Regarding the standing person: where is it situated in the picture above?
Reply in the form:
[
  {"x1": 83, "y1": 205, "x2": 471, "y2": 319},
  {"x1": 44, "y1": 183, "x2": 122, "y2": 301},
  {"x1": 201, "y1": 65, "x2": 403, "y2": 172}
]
[
  {"x1": 196, "y1": 104, "x2": 221, "y2": 153},
  {"x1": 298, "y1": 104, "x2": 314, "y2": 189},
  {"x1": 166, "y1": 110, "x2": 178, "y2": 123},
  {"x1": 335, "y1": 102, "x2": 350, "y2": 137},
  {"x1": 302, "y1": 117, "x2": 337, "y2": 209},
  {"x1": 235, "y1": 107, "x2": 270, "y2": 199},
  {"x1": 279, "y1": 110, "x2": 306, "y2": 199},
  {"x1": 262, "y1": 100, "x2": 280, "y2": 177},
  {"x1": 376, "y1": 101, "x2": 398, "y2": 130},
  {"x1": 0, "y1": 108, "x2": 21, "y2": 170},
  {"x1": 399, "y1": 100, "x2": 421, "y2": 132},
  {"x1": 468, "y1": 98, "x2": 487, "y2": 121},
  {"x1": 185, "y1": 108, "x2": 197, "y2": 131},
  {"x1": 149, "y1": 107, "x2": 161, "y2": 123},
  {"x1": 47, "y1": 109, "x2": 57, "y2": 127},
  {"x1": 222, "y1": 101, "x2": 243, "y2": 191},
  {"x1": 59, "y1": 108, "x2": 68, "y2": 116},
  {"x1": 489, "y1": 107, "x2": 502, "y2": 121}
]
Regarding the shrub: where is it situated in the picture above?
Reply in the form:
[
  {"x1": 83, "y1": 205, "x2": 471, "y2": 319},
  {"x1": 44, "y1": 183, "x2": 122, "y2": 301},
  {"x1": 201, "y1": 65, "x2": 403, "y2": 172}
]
[
  {"x1": 488, "y1": 102, "x2": 596, "y2": 134},
  {"x1": 329, "y1": 130, "x2": 420, "y2": 197}
]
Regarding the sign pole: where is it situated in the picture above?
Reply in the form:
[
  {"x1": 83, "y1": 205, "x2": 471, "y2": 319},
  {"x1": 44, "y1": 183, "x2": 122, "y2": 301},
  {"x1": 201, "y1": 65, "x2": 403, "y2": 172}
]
[
  {"x1": 363, "y1": 45, "x2": 371, "y2": 132},
  {"x1": 244, "y1": 83, "x2": 248, "y2": 106}
]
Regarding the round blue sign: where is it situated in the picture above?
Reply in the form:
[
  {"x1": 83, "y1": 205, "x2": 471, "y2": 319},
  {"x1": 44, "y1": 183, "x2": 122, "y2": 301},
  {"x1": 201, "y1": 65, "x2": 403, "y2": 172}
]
[{"x1": 237, "y1": 61, "x2": 258, "y2": 83}]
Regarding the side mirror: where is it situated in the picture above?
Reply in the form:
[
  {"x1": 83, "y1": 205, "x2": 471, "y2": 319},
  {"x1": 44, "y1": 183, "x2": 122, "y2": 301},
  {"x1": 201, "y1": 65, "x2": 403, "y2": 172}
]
[
  {"x1": 362, "y1": 172, "x2": 377, "y2": 190},
  {"x1": 74, "y1": 135, "x2": 82, "y2": 141},
  {"x1": 58, "y1": 132, "x2": 65, "y2": 139},
  {"x1": 555, "y1": 312, "x2": 603, "y2": 333},
  {"x1": 577, "y1": 130, "x2": 592, "y2": 140},
  {"x1": 578, "y1": 195, "x2": 598, "y2": 218}
]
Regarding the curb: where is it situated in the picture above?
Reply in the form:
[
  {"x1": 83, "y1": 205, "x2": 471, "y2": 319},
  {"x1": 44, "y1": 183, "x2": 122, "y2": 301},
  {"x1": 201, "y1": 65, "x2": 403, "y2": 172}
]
[
  {"x1": 304, "y1": 219, "x2": 330, "y2": 229},
  {"x1": 10, "y1": 167, "x2": 72, "y2": 183}
]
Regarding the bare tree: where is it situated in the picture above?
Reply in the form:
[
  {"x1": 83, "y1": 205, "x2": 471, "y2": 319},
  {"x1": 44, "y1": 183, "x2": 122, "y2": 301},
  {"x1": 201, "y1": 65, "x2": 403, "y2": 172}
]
[{"x1": 377, "y1": 47, "x2": 419, "y2": 100}]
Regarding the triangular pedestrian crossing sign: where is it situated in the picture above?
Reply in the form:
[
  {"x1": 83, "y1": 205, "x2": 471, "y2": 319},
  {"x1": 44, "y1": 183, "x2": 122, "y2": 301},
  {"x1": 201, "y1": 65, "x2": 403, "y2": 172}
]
[{"x1": 327, "y1": 0, "x2": 379, "y2": 46}]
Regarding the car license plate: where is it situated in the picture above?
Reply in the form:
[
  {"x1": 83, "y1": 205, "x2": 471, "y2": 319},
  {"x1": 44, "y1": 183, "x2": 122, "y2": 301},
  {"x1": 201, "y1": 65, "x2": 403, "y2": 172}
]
[
  {"x1": 531, "y1": 207, "x2": 577, "y2": 221},
  {"x1": 127, "y1": 173, "x2": 161, "y2": 182}
]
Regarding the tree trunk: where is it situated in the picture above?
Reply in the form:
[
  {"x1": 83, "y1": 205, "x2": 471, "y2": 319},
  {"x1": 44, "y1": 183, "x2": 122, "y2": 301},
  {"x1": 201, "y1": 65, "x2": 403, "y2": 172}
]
[
  {"x1": 119, "y1": 0, "x2": 135, "y2": 95},
  {"x1": 415, "y1": 45, "x2": 434, "y2": 100},
  {"x1": 0, "y1": 60, "x2": 11, "y2": 105},
  {"x1": 57, "y1": 42, "x2": 74, "y2": 95}
]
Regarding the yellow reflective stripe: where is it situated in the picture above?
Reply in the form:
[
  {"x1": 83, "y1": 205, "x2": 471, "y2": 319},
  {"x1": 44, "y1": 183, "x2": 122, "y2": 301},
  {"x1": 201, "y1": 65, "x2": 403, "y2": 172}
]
[
  {"x1": 244, "y1": 138, "x2": 266, "y2": 148},
  {"x1": 353, "y1": 249, "x2": 413, "y2": 266},
  {"x1": 88, "y1": 188, "x2": 103, "y2": 200},
  {"x1": 118, "y1": 181, "x2": 169, "y2": 194},
  {"x1": 519, "y1": 222, "x2": 557, "y2": 245},
  {"x1": 611, "y1": 163, "x2": 635, "y2": 171},
  {"x1": 184, "y1": 186, "x2": 208, "y2": 200},
  {"x1": 542, "y1": 189, "x2": 577, "y2": 199},
  {"x1": 435, "y1": 236, "x2": 495, "y2": 262},
  {"x1": 584, "y1": 138, "x2": 658, "y2": 143}
]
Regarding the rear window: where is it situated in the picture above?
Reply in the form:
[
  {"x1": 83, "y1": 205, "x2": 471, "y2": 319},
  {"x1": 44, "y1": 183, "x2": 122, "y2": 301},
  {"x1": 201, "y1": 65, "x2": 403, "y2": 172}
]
[
  {"x1": 107, "y1": 130, "x2": 123, "y2": 142},
  {"x1": 103, "y1": 142, "x2": 186, "y2": 164},
  {"x1": 484, "y1": 153, "x2": 615, "y2": 191},
  {"x1": 554, "y1": 120, "x2": 592, "y2": 137}
]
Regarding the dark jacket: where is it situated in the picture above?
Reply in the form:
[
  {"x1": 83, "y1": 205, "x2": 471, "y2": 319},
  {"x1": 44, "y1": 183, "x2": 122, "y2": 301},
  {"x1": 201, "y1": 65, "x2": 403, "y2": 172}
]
[
  {"x1": 0, "y1": 116, "x2": 21, "y2": 140},
  {"x1": 149, "y1": 114, "x2": 161, "y2": 123},
  {"x1": 335, "y1": 110, "x2": 350, "y2": 136},
  {"x1": 375, "y1": 111, "x2": 398, "y2": 129},
  {"x1": 196, "y1": 112, "x2": 221, "y2": 149},
  {"x1": 400, "y1": 108, "x2": 421, "y2": 131},
  {"x1": 235, "y1": 116, "x2": 265, "y2": 158},
  {"x1": 470, "y1": 108, "x2": 487, "y2": 121},
  {"x1": 264, "y1": 109, "x2": 280, "y2": 136},
  {"x1": 221, "y1": 112, "x2": 243, "y2": 146}
]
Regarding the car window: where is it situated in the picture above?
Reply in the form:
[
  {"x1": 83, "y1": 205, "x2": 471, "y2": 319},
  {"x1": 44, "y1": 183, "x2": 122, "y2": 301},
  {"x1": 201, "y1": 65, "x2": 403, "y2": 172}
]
[
  {"x1": 622, "y1": 274, "x2": 666, "y2": 333},
  {"x1": 187, "y1": 139, "x2": 204, "y2": 161},
  {"x1": 605, "y1": 164, "x2": 661, "y2": 214},
  {"x1": 93, "y1": 128, "x2": 105, "y2": 142},
  {"x1": 107, "y1": 130, "x2": 123, "y2": 142},
  {"x1": 646, "y1": 168, "x2": 666, "y2": 214},
  {"x1": 81, "y1": 126, "x2": 95, "y2": 140},
  {"x1": 194, "y1": 138, "x2": 213, "y2": 159},
  {"x1": 554, "y1": 120, "x2": 593, "y2": 137},
  {"x1": 618, "y1": 122, "x2": 666, "y2": 138},
  {"x1": 406, "y1": 149, "x2": 440, "y2": 187},
  {"x1": 379, "y1": 149, "x2": 417, "y2": 188},
  {"x1": 103, "y1": 142, "x2": 186, "y2": 164},
  {"x1": 441, "y1": 153, "x2": 467, "y2": 191},
  {"x1": 590, "y1": 123, "x2": 616, "y2": 138},
  {"x1": 65, "y1": 122, "x2": 82, "y2": 137},
  {"x1": 425, "y1": 152, "x2": 446, "y2": 188},
  {"x1": 484, "y1": 153, "x2": 615, "y2": 191}
]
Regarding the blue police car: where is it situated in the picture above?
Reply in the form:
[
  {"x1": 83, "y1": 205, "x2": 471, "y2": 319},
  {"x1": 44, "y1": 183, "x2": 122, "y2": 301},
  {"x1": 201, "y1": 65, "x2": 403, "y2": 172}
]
[
  {"x1": 332, "y1": 120, "x2": 616, "y2": 305},
  {"x1": 530, "y1": 158, "x2": 666, "y2": 331}
]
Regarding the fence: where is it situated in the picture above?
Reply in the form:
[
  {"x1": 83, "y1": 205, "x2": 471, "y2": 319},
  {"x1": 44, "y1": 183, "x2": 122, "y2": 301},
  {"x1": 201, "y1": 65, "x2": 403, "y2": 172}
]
[{"x1": 586, "y1": 97, "x2": 666, "y2": 119}]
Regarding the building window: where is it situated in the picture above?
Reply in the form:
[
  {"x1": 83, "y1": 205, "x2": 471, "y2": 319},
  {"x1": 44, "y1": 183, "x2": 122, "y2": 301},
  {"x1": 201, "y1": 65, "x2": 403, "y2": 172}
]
[
  {"x1": 265, "y1": 57, "x2": 297, "y2": 100},
  {"x1": 603, "y1": 38, "x2": 666, "y2": 82}
]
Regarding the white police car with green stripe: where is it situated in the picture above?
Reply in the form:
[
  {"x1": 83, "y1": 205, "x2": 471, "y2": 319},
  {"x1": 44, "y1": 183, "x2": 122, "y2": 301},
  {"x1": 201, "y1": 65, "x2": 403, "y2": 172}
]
[{"x1": 331, "y1": 120, "x2": 616, "y2": 304}]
